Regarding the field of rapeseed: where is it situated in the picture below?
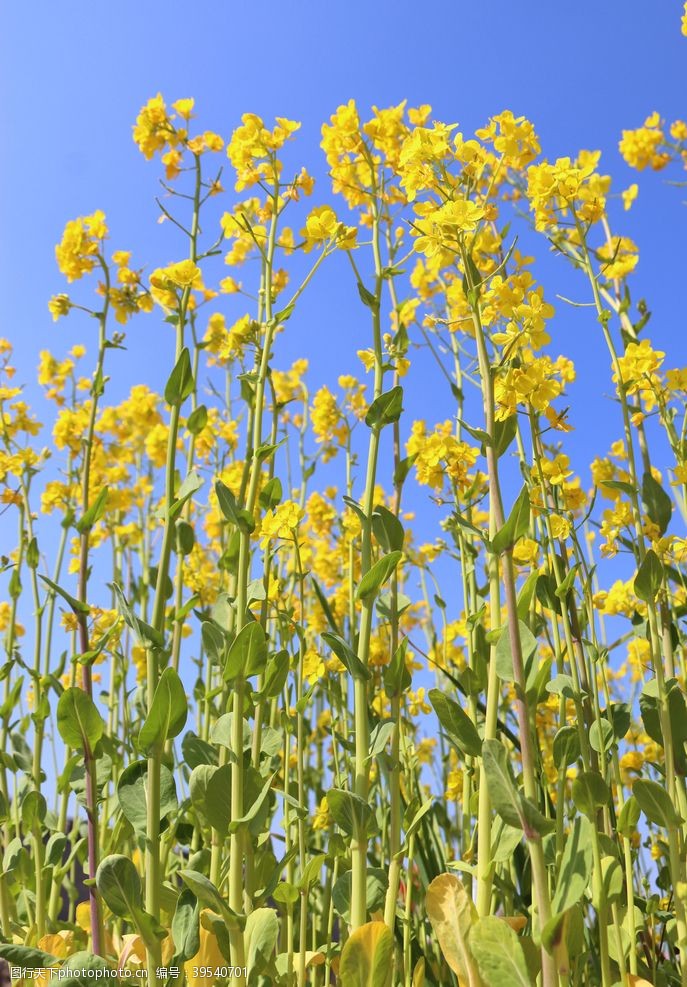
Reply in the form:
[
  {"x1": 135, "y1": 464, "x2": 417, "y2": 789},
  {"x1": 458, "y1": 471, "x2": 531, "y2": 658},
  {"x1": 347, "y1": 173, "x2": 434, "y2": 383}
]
[{"x1": 2, "y1": 9, "x2": 687, "y2": 987}]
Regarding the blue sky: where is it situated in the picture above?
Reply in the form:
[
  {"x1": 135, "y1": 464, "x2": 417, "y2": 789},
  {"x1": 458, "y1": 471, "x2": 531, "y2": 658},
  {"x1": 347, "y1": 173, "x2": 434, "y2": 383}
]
[{"x1": 1, "y1": 0, "x2": 686, "y2": 605}]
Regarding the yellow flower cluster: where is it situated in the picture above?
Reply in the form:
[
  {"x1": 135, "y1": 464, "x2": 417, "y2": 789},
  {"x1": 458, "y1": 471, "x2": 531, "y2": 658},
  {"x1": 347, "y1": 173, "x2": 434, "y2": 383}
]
[
  {"x1": 54, "y1": 210, "x2": 108, "y2": 282},
  {"x1": 227, "y1": 113, "x2": 300, "y2": 191},
  {"x1": 260, "y1": 500, "x2": 304, "y2": 548},
  {"x1": 406, "y1": 420, "x2": 478, "y2": 492},
  {"x1": 619, "y1": 112, "x2": 671, "y2": 171},
  {"x1": 526, "y1": 152, "x2": 610, "y2": 230}
]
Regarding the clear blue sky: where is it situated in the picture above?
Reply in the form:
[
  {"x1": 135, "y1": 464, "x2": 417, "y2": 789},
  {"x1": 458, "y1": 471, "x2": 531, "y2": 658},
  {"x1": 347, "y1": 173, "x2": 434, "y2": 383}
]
[{"x1": 1, "y1": 0, "x2": 686, "y2": 573}]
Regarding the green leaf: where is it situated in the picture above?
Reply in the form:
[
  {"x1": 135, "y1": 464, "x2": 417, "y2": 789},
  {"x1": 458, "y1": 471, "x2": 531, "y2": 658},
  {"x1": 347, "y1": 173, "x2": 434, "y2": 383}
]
[
  {"x1": 572, "y1": 771, "x2": 610, "y2": 819},
  {"x1": 138, "y1": 667, "x2": 188, "y2": 754},
  {"x1": 589, "y1": 718, "x2": 614, "y2": 754},
  {"x1": 551, "y1": 815, "x2": 593, "y2": 915},
  {"x1": 364, "y1": 386, "x2": 404, "y2": 428},
  {"x1": 224, "y1": 620, "x2": 268, "y2": 681},
  {"x1": 244, "y1": 908, "x2": 279, "y2": 980},
  {"x1": 186, "y1": 404, "x2": 208, "y2": 435},
  {"x1": 371, "y1": 505, "x2": 405, "y2": 553},
  {"x1": 322, "y1": 631, "x2": 371, "y2": 681},
  {"x1": 204, "y1": 764, "x2": 233, "y2": 835},
  {"x1": 552, "y1": 726, "x2": 580, "y2": 769},
  {"x1": 356, "y1": 551, "x2": 403, "y2": 603},
  {"x1": 617, "y1": 795, "x2": 641, "y2": 838},
  {"x1": 0, "y1": 945, "x2": 58, "y2": 970},
  {"x1": 493, "y1": 415, "x2": 517, "y2": 459},
  {"x1": 76, "y1": 486, "x2": 109, "y2": 534},
  {"x1": 482, "y1": 739, "x2": 553, "y2": 838},
  {"x1": 39, "y1": 574, "x2": 90, "y2": 615},
  {"x1": 357, "y1": 281, "x2": 380, "y2": 313},
  {"x1": 339, "y1": 921, "x2": 393, "y2": 987},
  {"x1": 633, "y1": 778, "x2": 683, "y2": 828},
  {"x1": 117, "y1": 760, "x2": 177, "y2": 835},
  {"x1": 634, "y1": 549, "x2": 664, "y2": 602},
  {"x1": 113, "y1": 583, "x2": 164, "y2": 651},
  {"x1": 215, "y1": 479, "x2": 255, "y2": 534},
  {"x1": 59, "y1": 952, "x2": 118, "y2": 987},
  {"x1": 172, "y1": 888, "x2": 200, "y2": 963},
  {"x1": 468, "y1": 916, "x2": 531, "y2": 987},
  {"x1": 428, "y1": 689, "x2": 482, "y2": 758},
  {"x1": 383, "y1": 638, "x2": 411, "y2": 697},
  {"x1": 56, "y1": 687, "x2": 105, "y2": 752},
  {"x1": 327, "y1": 787, "x2": 377, "y2": 838},
  {"x1": 229, "y1": 771, "x2": 276, "y2": 833},
  {"x1": 494, "y1": 620, "x2": 538, "y2": 684},
  {"x1": 367, "y1": 720, "x2": 396, "y2": 761},
  {"x1": 492, "y1": 485, "x2": 530, "y2": 555},
  {"x1": 96, "y1": 854, "x2": 142, "y2": 918},
  {"x1": 178, "y1": 870, "x2": 241, "y2": 929},
  {"x1": 642, "y1": 470, "x2": 672, "y2": 535},
  {"x1": 164, "y1": 346, "x2": 195, "y2": 407}
]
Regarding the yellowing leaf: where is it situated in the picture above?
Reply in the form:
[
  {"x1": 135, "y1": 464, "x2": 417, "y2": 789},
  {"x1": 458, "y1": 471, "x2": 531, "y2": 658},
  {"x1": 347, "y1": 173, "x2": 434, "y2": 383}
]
[
  {"x1": 184, "y1": 912, "x2": 226, "y2": 987},
  {"x1": 425, "y1": 874, "x2": 482, "y2": 986},
  {"x1": 338, "y1": 921, "x2": 393, "y2": 987}
]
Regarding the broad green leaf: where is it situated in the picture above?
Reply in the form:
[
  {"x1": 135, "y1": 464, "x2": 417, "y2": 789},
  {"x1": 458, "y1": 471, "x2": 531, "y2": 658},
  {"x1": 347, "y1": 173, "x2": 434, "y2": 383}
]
[
  {"x1": 215, "y1": 479, "x2": 255, "y2": 534},
  {"x1": 224, "y1": 621, "x2": 267, "y2": 681},
  {"x1": 178, "y1": 870, "x2": 241, "y2": 929},
  {"x1": 76, "y1": 486, "x2": 109, "y2": 533},
  {"x1": 634, "y1": 549, "x2": 664, "y2": 603},
  {"x1": 186, "y1": 404, "x2": 208, "y2": 435},
  {"x1": 56, "y1": 687, "x2": 105, "y2": 752},
  {"x1": 356, "y1": 551, "x2": 403, "y2": 603},
  {"x1": 552, "y1": 726, "x2": 581, "y2": 769},
  {"x1": 322, "y1": 631, "x2": 371, "y2": 681},
  {"x1": 39, "y1": 575, "x2": 90, "y2": 615},
  {"x1": 333, "y1": 868, "x2": 388, "y2": 922},
  {"x1": 429, "y1": 689, "x2": 482, "y2": 758},
  {"x1": 204, "y1": 764, "x2": 233, "y2": 835},
  {"x1": 383, "y1": 638, "x2": 411, "y2": 697},
  {"x1": 367, "y1": 720, "x2": 396, "y2": 761},
  {"x1": 117, "y1": 759, "x2": 177, "y2": 835},
  {"x1": 244, "y1": 908, "x2": 279, "y2": 980},
  {"x1": 59, "y1": 952, "x2": 117, "y2": 987},
  {"x1": 371, "y1": 505, "x2": 405, "y2": 553},
  {"x1": 171, "y1": 888, "x2": 200, "y2": 963},
  {"x1": 589, "y1": 718, "x2": 614, "y2": 754},
  {"x1": 96, "y1": 854, "x2": 143, "y2": 918},
  {"x1": 633, "y1": 778, "x2": 683, "y2": 828},
  {"x1": 551, "y1": 816, "x2": 593, "y2": 915},
  {"x1": 642, "y1": 470, "x2": 672, "y2": 535},
  {"x1": 0, "y1": 945, "x2": 58, "y2": 969},
  {"x1": 494, "y1": 620, "x2": 537, "y2": 684},
  {"x1": 164, "y1": 346, "x2": 194, "y2": 406},
  {"x1": 482, "y1": 739, "x2": 553, "y2": 837},
  {"x1": 327, "y1": 788, "x2": 377, "y2": 838},
  {"x1": 469, "y1": 916, "x2": 530, "y2": 987},
  {"x1": 365, "y1": 386, "x2": 403, "y2": 428},
  {"x1": 572, "y1": 771, "x2": 610, "y2": 819},
  {"x1": 138, "y1": 667, "x2": 188, "y2": 754},
  {"x1": 339, "y1": 921, "x2": 393, "y2": 987},
  {"x1": 425, "y1": 874, "x2": 480, "y2": 984},
  {"x1": 492, "y1": 485, "x2": 530, "y2": 555},
  {"x1": 617, "y1": 795, "x2": 641, "y2": 838}
]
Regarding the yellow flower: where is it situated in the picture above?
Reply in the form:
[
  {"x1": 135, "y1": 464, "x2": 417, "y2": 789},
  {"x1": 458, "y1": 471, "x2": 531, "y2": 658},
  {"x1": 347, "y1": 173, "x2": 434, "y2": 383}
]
[
  {"x1": 171, "y1": 97, "x2": 195, "y2": 120},
  {"x1": 619, "y1": 114, "x2": 669, "y2": 171},
  {"x1": 312, "y1": 796, "x2": 333, "y2": 831},
  {"x1": 260, "y1": 500, "x2": 304, "y2": 549},
  {"x1": 621, "y1": 183, "x2": 639, "y2": 211},
  {"x1": 55, "y1": 211, "x2": 108, "y2": 282},
  {"x1": 48, "y1": 294, "x2": 72, "y2": 321},
  {"x1": 133, "y1": 93, "x2": 174, "y2": 160}
]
